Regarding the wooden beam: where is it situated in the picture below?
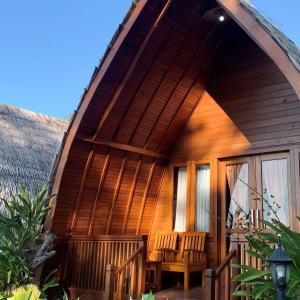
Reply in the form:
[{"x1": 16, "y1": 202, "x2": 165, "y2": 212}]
[
  {"x1": 158, "y1": 33, "x2": 225, "y2": 153},
  {"x1": 70, "y1": 148, "x2": 95, "y2": 232},
  {"x1": 148, "y1": 166, "x2": 167, "y2": 242},
  {"x1": 142, "y1": 7, "x2": 211, "y2": 149},
  {"x1": 112, "y1": 0, "x2": 199, "y2": 146},
  {"x1": 122, "y1": 159, "x2": 142, "y2": 234},
  {"x1": 93, "y1": 0, "x2": 174, "y2": 139},
  {"x1": 88, "y1": 154, "x2": 111, "y2": 235},
  {"x1": 136, "y1": 162, "x2": 156, "y2": 234},
  {"x1": 78, "y1": 136, "x2": 168, "y2": 160},
  {"x1": 106, "y1": 155, "x2": 128, "y2": 234}
]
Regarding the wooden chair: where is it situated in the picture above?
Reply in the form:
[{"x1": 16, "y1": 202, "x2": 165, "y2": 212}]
[
  {"x1": 147, "y1": 232, "x2": 178, "y2": 290},
  {"x1": 158, "y1": 232, "x2": 207, "y2": 290}
]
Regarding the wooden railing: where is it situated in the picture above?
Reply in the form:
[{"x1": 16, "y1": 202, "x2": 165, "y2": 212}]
[
  {"x1": 205, "y1": 249, "x2": 237, "y2": 300},
  {"x1": 104, "y1": 245, "x2": 146, "y2": 300},
  {"x1": 63, "y1": 235, "x2": 147, "y2": 299}
]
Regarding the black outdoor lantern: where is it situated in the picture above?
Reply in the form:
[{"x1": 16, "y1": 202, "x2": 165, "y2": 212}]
[{"x1": 268, "y1": 244, "x2": 293, "y2": 300}]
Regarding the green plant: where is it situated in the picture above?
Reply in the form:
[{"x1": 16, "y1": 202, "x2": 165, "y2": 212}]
[
  {"x1": 7, "y1": 284, "x2": 41, "y2": 300},
  {"x1": 232, "y1": 218, "x2": 300, "y2": 299},
  {"x1": 0, "y1": 184, "x2": 57, "y2": 296}
]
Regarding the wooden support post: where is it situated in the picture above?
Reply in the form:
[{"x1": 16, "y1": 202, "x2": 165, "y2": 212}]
[
  {"x1": 184, "y1": 252, "x2": 190, "y2": 290},
  {"x1": 231, "y1": 241, "x2": 239, "y2": 297},
  {"x1": 118, "y1": 271, "x2": 125, "y2": 300},
  {"x1": 224, "y1": 265, "x2": 230, "y2": 300},
  {"x1": 137, "y1": 248, "x2": 146, "y2": 298},
  {"x1": 130, "y1": 259, "x2": 137, "y2": 299},
  {"x1": 104, "y1": 264, "x2": 116, "y2": 300},
  {"x1": 205, "y1": 269, "x2": 216, "y2": 300}
]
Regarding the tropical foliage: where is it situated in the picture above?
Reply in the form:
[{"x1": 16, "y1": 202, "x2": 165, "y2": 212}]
[
  {"x1": 0, "y1": 184, "x2": 57, "y2": 299},
  {"x1": 232, "y1": 217, "x2": 300, "y2": 299}
]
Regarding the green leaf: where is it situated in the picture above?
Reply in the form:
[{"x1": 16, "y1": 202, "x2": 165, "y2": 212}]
[
  {"x1": 234, "y1": 269, "x2": 270, "y2": 282},
  {"x1": 232, "y1": 290, "x2": 256, "y2": 297}
]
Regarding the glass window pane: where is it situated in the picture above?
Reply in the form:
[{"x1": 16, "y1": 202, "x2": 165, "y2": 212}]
[
  {"x1": 262, "y1": 159, "x2": 289, "y2": 226},
  {"x1": 174, "y1": 167, "x2": 187, "y2": 232},
  {"x1": 196, "y1": 164, "x2": 210, "y2": 232},
  {"x1": 226, "y1": 163, "x2": 249, "y2": 229}
]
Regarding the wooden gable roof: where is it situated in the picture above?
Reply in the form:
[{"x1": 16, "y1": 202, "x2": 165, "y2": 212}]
[{"x1": 46, "y1": 0, "x2": 300, "y2": 236}]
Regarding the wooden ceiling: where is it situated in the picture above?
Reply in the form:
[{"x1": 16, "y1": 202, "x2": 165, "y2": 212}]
[{"x1": 48, "y1": 0, "x2": 298, "y2": 237}]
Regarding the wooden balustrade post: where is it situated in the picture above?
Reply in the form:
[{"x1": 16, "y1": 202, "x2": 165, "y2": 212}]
[
  {"x1": 130, "y1": 259, "x2": 137, "y2": 299},
  {"x1": 137, "y1": 248, "x2": 146, "y2": 298},
  {"x1": 231, "y1": 241, "x2": 239, "y2": 299},
  {"x1": 205, "y1": 269, "x2": 216, "y2": 300},
  {"x1": 104, "y1": 264, "x2": 116, "y2": 300},
  {"x1": 118, "y1": 271, "x2": 125, "y2": 300}
]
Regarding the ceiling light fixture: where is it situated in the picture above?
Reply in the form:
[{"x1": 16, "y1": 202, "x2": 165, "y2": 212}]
[{"x1": 219, "y1": 15, "x2": 225, "y2": 22}]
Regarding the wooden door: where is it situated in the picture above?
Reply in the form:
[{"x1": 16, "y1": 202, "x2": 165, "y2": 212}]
[{"x1": 220, "y1": 152, "x2": 291, "y2": 263}]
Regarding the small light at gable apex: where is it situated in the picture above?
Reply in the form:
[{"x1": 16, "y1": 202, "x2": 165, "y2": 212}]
[{"x1": 219, "y1": 15, "x2": 225, "y2": 22}]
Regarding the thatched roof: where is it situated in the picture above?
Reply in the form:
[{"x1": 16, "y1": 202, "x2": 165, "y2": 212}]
[
  {"x1": 0, "y1": 104, "x2": 67, "y2": 200},
  {"x1": 239, "y1": 0, "x2": 300, "y2": 72}
]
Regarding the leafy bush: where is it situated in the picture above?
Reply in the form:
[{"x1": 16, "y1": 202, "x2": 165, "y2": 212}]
[
  {"x1": 0, "y1": 184, "x2": 57, "y2": 298},
  {"x1": 232, "y1": 218, "x2": 300, "y2": 299}
]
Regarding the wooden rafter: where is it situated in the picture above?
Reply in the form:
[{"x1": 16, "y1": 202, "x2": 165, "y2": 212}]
[
  {"x1": 92, "y1": 0, "x2": 174, "y2": 140},
  {"x1": 136, "y1": 162, "x2": 156, "y2": 234},
  {"x1": 143, "y1": 15, "x2": 214, "y2": 149},
  {"x1": 109, "y1": 0, "x2": 197, "y2": 143},
  {"x1": 122, "y1": 159, "x2": 142, "y2": 234},
  {"x1": 148, "y1": 166, "x2": 167, "y2": 239},
  {"x1": 78, "y1": 136, "x2": 168, "y2": 160},
  {"x1": 157, "y1": 32, "x2": 226, "y2": 153},
  {"x1": 70, "y1": 148, "x2": 95, "y2": 232},
  {"x1": 106, "y1": 154, "x2": 128, "y2": 234},
  {"x1": 88, "y1": 153, "x2": 111, "y2": 235}
]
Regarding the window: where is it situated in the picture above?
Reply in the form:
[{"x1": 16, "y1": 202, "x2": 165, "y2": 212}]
[
  {"x1": 172, "y1": 162, "x2": 211, "y2": 233},
  {"x1": 226, "y1": 163, "x2": 249, "y2": 228},
  {"x1": 195, "y1": 164, "x2": 210, "y2": 232},
  {"x1": 262, "y1": 158, "x2": 289, "y2": 226},
  {"x1": 173, "y1": 167, "x2": 187, "y2": 232}
]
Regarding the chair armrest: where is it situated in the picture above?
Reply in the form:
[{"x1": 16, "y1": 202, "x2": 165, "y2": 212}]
[
  {"x1": 183, "y1": 249, "x2": 205, "y2": 253},
  {"x1": 157, "y1": 248, "x2": 178, "y2": 253},
  {"x1": 184, "y1": 250, "x2": 207, "y2": 265}
]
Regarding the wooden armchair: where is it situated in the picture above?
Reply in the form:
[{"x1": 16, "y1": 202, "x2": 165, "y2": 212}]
[
  {"x1": 156, "y1": 232, "x2": 207, "y2": 290},
  {"x1": 179, "y1": 232, "x2": 207, "y2": 289},
  {"x1": 148, "y1": 232, "x2": 178, "y2": 291}
]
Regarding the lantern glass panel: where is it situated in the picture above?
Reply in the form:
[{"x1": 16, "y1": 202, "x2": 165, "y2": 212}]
[
  {"x1": 286, "y1": 264, "x2": 291, "y2": 285},
  {"x1": 276, "y1": 264, "x2": 286, "y2": 279},
  {"x1": 270, "y1": 264, "x2": 277, "y2": 283}
]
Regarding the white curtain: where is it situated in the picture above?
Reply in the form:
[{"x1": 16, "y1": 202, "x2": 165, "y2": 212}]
[
  {"x1": 174, "y1": 167, "x2": 187, "y2": 232},
  {"x1": 227, "y1": 163, "x2": 249, "y2": 227},
  {"x1": 196, "y1": 164, "x2": 210, "y2": 232},
  {"x1": 262, "y1": 159, "x2": 289, "y2": 226}
]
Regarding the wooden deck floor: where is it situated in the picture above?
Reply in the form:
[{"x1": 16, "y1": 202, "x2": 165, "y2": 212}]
[{"x1": 154, "y1": 286, "x2": 206, "y2": 299}]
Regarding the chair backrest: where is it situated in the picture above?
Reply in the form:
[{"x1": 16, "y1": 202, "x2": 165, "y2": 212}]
[
  {"x1": 154, "y1": 232, "x2": 178, "y2": 251},
  {"x1": 179, "y1": 232, "x2": 206, "y2": 260},
  {"x1": 153, "y1": 232, "x2": 178, "y2": 261}
]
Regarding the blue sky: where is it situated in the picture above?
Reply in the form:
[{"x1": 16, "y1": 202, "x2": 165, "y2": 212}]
[{"x1": 0, "y1": 1, "x2": 299, "y2": 119}]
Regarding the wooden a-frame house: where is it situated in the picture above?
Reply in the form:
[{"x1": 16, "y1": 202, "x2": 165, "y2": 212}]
[{"x1": 44, "y1": 0, "x2": 300, "y2": 299}]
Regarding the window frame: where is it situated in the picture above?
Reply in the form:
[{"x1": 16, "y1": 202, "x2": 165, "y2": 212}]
[
  {"x1": 255, "y1": 152, "x2": 291, "y2": 227},
  {"x1": 170, "y1": 160, "x2": 214, "y2": 235},
  {"x1": 190, "y1": 160, "x2": 213, "y2": 234}
]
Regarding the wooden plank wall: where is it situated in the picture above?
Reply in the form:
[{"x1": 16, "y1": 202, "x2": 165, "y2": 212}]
[{"x1": 151, "y1": 36, "x2": 300, "y2": 268}]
